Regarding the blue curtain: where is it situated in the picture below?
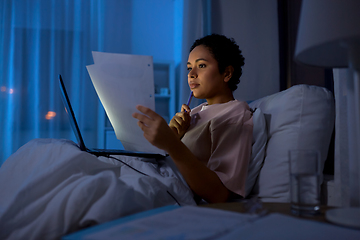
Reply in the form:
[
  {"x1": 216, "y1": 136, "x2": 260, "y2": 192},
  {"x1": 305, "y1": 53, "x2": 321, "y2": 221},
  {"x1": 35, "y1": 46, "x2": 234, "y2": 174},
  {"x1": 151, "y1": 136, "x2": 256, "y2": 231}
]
[
  {"x1": 0, "y1": 0, "x2": 206, "y2": 165},
  {"x1": 0, "y1": 0, "x2": 131, "y2": 164}
]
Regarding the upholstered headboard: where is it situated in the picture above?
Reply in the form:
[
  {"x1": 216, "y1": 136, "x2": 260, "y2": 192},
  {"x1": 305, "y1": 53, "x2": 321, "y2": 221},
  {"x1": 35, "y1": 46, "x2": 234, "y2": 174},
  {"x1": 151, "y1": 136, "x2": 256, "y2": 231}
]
[{"x1": 248, "y1": 84, "x2": 335, "y2": 202}]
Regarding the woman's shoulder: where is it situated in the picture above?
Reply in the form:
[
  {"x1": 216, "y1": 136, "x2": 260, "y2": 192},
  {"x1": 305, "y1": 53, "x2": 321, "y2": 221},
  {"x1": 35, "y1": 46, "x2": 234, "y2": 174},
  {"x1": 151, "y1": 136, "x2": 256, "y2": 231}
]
[
  {"x1": 186, "y1": 100, "x2": 252, "y2": 132},
  {"x1": 206, "y1": 100, "x2": 251, "y2": 123},
  {"x1": 215, "y1": 100, "x2": 251, "y2": 115},
  {"x1": 227, "y1": 99, "x2": 250, "y2": 110},
  {"x1": 209, "y1": 100, "x2": 252, "y2": 127}
]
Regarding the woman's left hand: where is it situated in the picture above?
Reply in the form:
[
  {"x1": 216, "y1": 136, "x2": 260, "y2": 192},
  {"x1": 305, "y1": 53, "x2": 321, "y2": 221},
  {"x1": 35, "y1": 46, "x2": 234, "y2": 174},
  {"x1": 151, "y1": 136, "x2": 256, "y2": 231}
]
[{"x1": 132, "y1": 105, "x2": 178, "y2": 151}]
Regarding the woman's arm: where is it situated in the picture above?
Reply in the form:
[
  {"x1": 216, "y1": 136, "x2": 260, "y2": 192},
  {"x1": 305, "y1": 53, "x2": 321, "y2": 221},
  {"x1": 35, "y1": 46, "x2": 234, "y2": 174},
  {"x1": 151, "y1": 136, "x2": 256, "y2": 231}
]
[
  {"x1": 165, "y1": 138, "x2": 231, "y2": 203},
  {"x1": 132, "y1": 105, "x2": 230, "y2": 203}
]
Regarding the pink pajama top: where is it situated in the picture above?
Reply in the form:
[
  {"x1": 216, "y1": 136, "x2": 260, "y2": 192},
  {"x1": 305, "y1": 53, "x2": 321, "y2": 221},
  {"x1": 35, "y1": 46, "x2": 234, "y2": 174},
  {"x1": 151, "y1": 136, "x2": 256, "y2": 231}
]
[{"x1": 181, "y1": 100, "x2": 253, "y2": 197}]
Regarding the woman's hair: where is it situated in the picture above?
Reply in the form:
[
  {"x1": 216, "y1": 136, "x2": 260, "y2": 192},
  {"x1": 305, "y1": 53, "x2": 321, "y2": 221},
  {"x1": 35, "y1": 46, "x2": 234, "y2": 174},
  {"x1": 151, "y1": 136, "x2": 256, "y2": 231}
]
[{"x1": 190, "y1": 34, "x2": 245, "y2": 91}]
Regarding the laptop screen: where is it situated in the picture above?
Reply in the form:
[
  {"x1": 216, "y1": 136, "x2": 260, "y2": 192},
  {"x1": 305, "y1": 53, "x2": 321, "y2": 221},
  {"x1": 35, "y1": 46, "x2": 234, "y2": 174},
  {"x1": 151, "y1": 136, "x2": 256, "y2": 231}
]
[{"x1": 58, "y1": 74, "x2": 87, "y2": 151}]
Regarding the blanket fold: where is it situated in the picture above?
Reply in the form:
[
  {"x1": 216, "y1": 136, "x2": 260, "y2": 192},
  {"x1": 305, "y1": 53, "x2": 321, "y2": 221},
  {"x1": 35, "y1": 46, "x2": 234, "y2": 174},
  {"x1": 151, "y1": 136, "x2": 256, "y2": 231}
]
[{"x1": 0, "y1": 139, "x2": 195, "y2": 240}]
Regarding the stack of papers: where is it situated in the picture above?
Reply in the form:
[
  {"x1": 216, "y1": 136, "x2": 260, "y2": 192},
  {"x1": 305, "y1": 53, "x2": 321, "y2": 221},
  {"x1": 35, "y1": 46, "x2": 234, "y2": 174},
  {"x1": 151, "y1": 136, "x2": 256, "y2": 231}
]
[
  {"x1": 86, "y1": 52, "x2": 165, "y2": 155},
  {"x1": 63, "y1": 205, "x2": 360, "y2": 239}
]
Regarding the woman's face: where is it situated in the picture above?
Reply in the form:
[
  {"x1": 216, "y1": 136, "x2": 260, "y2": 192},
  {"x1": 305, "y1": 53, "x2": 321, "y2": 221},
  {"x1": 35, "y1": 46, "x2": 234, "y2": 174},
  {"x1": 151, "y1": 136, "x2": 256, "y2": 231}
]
[{"x1": 187, "y1": 45, "x2": 231, "y2": 104}]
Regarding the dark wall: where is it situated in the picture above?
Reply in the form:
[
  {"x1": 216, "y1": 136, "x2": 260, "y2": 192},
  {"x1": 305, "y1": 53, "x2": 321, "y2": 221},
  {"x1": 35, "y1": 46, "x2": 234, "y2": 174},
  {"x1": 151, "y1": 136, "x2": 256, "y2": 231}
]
[{"x1": 277, "y1": 0, "x2": 334, "y2": 93}]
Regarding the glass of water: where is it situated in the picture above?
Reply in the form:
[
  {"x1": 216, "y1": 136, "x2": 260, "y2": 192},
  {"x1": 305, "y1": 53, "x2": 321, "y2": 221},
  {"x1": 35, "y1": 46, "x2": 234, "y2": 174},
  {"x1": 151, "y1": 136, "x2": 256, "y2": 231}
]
[{"x1": 289, "y1": 149, "x2": 321, "y2": 216}]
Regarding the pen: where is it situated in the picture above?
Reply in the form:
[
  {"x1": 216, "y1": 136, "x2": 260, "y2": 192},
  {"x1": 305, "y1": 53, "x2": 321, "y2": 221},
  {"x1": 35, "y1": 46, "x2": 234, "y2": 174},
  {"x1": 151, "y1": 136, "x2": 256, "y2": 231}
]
[
  {"x1": 186, "y1": 91, "x2": 193, "y2": 107},
  {"x1": 184, "y1": 91, "x2": 193, "y2": 113}
]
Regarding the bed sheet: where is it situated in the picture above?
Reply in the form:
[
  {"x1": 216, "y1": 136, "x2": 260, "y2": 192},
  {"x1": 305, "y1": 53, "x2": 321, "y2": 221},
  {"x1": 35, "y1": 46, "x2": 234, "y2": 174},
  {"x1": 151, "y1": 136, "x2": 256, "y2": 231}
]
[{"x1": 0, "y1": 138, "x2": 196, "y2": 240}]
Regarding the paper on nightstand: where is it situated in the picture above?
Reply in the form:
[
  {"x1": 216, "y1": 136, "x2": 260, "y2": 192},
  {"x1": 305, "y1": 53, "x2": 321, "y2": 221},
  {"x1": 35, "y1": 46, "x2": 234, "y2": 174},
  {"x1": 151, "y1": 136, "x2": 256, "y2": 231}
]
[
  {"x1": 72, "y1": 206, "x2": 257, "y2": 240},
  {"x1": 63, "y1": 205, "x2": 360, "y2": 240},
  {"x1": 86, "y1": 51, "x2": 166, "y2": 155}
]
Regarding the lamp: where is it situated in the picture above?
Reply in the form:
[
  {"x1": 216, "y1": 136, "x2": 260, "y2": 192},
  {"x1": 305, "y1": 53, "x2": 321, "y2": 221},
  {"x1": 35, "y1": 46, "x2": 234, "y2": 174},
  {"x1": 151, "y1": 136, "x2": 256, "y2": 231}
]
[{"x1": 295, "y1": 0, "x2": 360, "y2": 227}]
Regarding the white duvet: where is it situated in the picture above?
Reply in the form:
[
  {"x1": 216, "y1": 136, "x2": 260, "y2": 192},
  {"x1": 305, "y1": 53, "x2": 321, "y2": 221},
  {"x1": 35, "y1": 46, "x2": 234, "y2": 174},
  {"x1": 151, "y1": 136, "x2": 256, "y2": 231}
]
[{"x1": 0, "y1": 139, "x2": 196, "y2": 239}]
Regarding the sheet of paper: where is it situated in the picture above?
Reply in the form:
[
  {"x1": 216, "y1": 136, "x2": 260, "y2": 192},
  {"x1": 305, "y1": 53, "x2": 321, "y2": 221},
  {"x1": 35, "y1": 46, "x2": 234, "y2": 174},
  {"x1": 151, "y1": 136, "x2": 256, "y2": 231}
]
[
  {"x1": 218, "y1": 213, "x2": 360, "y2": 240},
  {"x1": 67, "y1": 206, "x2": 360, "y2": 240},
  {"x1": 86, "y1": 51, "x2": 166, "y2": 155},
  {"x1": 81, "y1": 206, "x2": 257, "y2": 240}
]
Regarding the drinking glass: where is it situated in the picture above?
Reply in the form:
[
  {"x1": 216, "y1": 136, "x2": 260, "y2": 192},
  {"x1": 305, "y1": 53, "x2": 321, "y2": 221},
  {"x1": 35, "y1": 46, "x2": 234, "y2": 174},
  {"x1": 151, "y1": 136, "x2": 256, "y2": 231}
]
[{"x1": 289, "y1": 149, "x2": 321, "y2": 216}]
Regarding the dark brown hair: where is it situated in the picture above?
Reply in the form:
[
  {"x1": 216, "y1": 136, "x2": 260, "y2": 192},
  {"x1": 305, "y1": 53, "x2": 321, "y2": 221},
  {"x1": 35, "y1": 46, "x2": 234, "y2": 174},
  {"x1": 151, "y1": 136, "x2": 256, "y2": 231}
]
[{"x1": 190, "y1": 34, "x2": 245, "y2": 91}]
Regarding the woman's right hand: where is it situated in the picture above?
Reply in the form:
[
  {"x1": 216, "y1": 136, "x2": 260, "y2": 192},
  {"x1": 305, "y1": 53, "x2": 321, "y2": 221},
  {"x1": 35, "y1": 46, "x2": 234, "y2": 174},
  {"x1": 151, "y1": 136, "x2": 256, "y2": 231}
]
[{"x1": 169, "y1": 104, "x2": 191, "y2": 139}]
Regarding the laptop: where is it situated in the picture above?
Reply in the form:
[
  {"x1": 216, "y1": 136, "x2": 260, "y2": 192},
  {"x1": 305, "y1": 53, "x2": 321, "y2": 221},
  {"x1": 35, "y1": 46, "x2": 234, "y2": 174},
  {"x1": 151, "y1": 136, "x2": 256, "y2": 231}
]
[{"x1": 58, "y1": 74, "x2": 166, "y2": 159}]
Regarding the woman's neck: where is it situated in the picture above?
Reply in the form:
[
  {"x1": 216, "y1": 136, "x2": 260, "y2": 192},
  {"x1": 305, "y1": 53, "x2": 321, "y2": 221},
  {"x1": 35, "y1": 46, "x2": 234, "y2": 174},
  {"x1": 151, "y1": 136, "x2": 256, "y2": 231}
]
[{"x1": 206, "y1": 94, "x2": 235, "y2": 105}]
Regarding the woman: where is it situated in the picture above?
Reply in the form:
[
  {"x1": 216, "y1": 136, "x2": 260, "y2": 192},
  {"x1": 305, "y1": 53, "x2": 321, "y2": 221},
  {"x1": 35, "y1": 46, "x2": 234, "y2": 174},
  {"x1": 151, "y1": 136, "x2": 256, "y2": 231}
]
[
  {"x1": 133, "y1": 34, "x2": 253, "y2": 203},
  {"x1": 0, "y1": 34, "x2": 253, "y2": 239}
]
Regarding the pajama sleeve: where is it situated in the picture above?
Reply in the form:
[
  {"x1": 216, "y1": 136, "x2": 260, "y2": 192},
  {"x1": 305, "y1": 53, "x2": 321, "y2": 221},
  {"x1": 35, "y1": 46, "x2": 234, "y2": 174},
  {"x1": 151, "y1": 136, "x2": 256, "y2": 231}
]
[{"x1": 206, "y1": 107, "x2": 253, "y2": 197}]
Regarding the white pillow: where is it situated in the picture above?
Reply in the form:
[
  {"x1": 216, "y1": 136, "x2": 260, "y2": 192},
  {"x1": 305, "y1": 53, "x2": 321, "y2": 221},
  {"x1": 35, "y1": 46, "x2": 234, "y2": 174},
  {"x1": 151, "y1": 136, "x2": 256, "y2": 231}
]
[
  {"x1": 248, "y1": 85, "x2": 335, "y2": 202},
  {"x1": 245, "y1": 108, "x2": 267, "y2": 197}
]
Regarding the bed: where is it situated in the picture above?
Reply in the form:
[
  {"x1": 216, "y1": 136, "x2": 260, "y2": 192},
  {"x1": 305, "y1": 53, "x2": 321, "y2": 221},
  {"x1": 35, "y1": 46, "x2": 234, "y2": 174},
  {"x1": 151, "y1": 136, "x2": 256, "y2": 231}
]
[{"x1": 0, "y1": 84, "x2": 335, "y2": 240}]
